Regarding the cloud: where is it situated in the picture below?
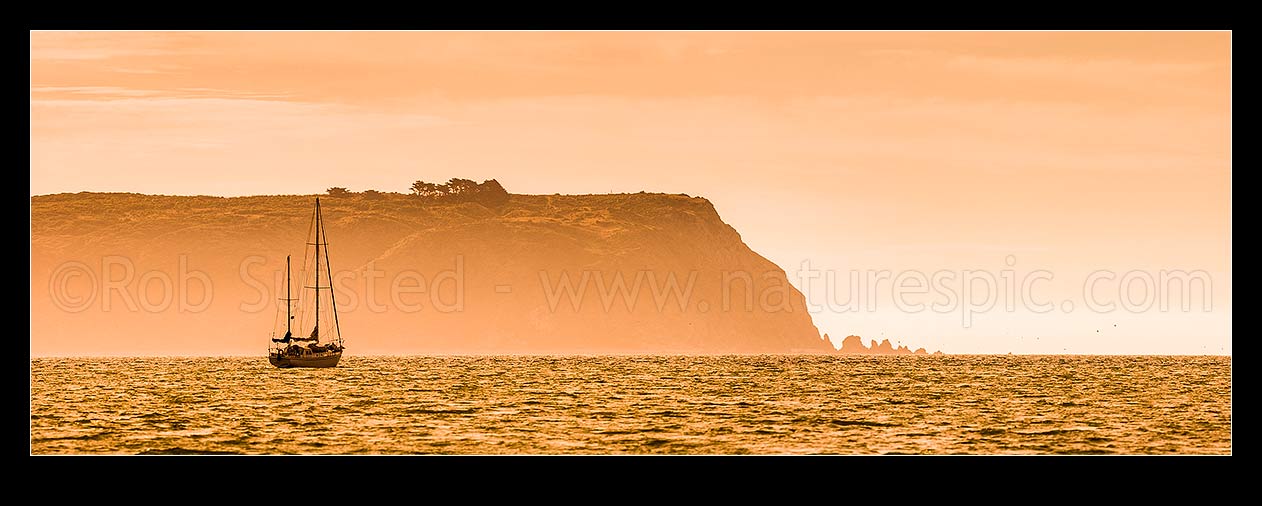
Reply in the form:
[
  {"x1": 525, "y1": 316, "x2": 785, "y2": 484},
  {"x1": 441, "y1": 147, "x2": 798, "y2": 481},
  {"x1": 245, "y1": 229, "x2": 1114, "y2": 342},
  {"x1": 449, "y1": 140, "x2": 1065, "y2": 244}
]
[
  {"x1": 30, "y1": 31, "x2": 200, "y2": 61},
  {"x1": 946, "y1": 54, "x2": 1223, "y2": 78},
  {"x1": 29, "y1": 47, "x2": 181, "y2": 61},
  {"x1": 30, "y1": 86, "x2": 296, "y2": 100},
  {"x1": 31, "y1": 95, "x2": 449, "y2": 140},
  {"x1": 107, "y1": 66, "x2": 177, "y2": 75},
  {"x1": 30, "y1": 86, "x2": 165, "y2": 97}
]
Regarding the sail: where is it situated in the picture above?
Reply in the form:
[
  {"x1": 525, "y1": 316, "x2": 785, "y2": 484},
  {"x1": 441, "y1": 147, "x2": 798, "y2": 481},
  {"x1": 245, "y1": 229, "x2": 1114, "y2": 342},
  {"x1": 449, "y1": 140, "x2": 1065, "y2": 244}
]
[{"x1": 291, "y1": 327, "x2": 317, "y2": 342}]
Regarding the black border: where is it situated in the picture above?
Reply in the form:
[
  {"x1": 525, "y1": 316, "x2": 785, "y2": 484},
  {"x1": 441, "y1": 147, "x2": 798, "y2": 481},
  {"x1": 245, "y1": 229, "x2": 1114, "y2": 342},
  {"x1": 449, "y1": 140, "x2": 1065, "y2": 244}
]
[{"x1": 27, "y1": 8, "x2": 1233, "y2": 491}]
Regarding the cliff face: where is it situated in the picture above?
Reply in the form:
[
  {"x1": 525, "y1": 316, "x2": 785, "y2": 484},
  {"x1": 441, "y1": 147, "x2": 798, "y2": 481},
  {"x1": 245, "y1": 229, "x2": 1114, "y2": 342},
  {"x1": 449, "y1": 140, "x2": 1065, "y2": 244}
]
[{"x1": 31, "y1": 192, "x2": 834, "y2": 356}]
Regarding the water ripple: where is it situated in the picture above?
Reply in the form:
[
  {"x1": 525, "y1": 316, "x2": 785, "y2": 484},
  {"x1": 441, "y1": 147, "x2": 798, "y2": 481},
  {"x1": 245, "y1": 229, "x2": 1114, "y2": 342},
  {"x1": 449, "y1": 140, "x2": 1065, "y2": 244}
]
[{"x1": 30, "y1": 355, "x2": 1231, "y2": 454}]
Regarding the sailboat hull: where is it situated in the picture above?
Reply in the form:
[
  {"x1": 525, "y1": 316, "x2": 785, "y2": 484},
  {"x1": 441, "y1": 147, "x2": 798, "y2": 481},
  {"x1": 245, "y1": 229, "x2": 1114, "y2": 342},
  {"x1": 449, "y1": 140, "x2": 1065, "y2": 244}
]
[{"x1": 269, "y1": 350, "x2": 342, "y2": 368}]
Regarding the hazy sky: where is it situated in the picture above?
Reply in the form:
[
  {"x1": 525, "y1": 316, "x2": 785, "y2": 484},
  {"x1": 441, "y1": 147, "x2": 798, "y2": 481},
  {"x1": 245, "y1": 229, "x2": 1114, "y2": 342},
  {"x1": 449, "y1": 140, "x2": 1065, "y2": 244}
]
[{"x1": 30, "y1": 31, "x2": 1231, "y2": 354}]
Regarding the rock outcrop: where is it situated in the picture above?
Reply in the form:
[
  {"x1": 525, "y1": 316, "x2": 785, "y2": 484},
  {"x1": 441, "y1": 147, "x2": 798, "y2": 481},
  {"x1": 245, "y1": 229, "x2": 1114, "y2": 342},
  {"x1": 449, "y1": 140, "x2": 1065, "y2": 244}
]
[{"x1": 832, "y1": 335, "x2": 942, "y2": 355}]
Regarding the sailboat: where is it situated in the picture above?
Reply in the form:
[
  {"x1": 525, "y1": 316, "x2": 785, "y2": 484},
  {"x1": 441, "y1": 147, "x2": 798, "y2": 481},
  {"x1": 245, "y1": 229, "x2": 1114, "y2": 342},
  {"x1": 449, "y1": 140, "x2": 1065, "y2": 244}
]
[{"x1": 268, "y1": 198, "x2": 344, "y2": 368}]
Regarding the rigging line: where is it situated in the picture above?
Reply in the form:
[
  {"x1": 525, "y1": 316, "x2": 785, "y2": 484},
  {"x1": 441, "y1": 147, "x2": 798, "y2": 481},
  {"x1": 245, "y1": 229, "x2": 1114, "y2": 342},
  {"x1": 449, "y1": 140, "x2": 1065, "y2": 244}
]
[
  {"x1": 286, "y1": 254, "x2": 292, "y2": 335},
  {"x1": 319, "y1": 200, "x2": 343, "y2": 343},
  {"x1": 269, "y1": 275, "x2": 285, "y2": 349},
  {"x1": 296, "y1": 203, "x2": 318, "y2": 338}
]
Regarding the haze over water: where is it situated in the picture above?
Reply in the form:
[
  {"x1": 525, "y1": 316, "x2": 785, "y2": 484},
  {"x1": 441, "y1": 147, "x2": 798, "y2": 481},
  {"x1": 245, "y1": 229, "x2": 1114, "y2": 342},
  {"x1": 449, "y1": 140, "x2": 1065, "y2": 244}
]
[{"x1": 30, "y1": 355, "x2": 1230, "y2": 454}]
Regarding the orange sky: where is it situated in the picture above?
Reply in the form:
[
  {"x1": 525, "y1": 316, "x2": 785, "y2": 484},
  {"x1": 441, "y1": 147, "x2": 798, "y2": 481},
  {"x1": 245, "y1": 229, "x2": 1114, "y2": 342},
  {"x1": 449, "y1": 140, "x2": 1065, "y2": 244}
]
[{"x1": 30, "y1": 31, "x2": 1231, "y2": 354}]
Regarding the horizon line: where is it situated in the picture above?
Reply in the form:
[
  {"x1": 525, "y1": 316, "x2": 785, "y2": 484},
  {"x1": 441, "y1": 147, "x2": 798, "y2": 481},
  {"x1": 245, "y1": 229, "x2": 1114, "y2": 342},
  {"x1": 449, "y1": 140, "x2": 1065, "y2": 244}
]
[{"x1": 28, "y1": 353, "x2": 1233, "y2": 358}]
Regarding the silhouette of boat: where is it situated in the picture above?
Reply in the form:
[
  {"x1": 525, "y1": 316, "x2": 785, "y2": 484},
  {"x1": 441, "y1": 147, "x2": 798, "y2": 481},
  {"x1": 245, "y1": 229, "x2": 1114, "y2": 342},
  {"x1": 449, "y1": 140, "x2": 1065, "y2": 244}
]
[{"x1": 268, "y1": 198, "x2": 344, "y2": 368}]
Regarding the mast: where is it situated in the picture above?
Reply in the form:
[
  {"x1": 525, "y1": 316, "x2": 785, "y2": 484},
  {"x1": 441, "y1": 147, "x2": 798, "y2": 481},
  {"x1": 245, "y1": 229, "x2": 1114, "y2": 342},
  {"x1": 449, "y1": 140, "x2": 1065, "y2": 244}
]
[{"x1": 314, "y1": 198, "x2": 320, "y2": 341}]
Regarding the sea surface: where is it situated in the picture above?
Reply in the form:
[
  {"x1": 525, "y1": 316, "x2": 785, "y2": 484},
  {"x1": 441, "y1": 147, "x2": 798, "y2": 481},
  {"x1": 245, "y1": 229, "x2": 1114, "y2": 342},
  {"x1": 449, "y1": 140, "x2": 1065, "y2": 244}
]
[{"x1": 30, "y1": 355, "x2": 1231, "y2": 455}]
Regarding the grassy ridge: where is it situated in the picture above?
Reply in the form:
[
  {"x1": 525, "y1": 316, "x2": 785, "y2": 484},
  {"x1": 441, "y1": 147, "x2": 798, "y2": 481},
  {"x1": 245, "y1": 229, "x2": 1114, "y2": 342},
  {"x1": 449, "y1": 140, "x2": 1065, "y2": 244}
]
[{"x1": 31, "y1": 191, "x2": 833, "y2": 356}]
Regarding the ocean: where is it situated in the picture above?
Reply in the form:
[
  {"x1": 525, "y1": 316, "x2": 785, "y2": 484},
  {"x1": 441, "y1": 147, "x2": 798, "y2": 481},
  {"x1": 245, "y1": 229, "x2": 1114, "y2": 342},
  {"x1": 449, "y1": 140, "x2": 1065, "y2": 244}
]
[{"x1": 30, "y1": 355, "x2": 1231, "y2": 455}]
